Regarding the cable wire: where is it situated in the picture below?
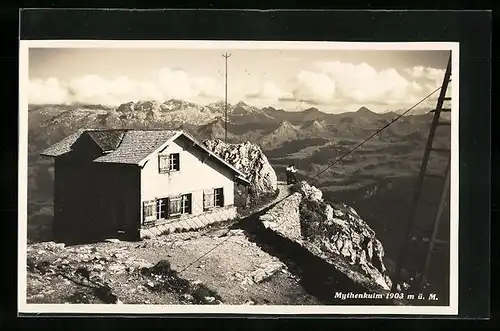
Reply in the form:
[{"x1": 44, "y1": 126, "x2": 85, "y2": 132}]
[
  {"x1": 175, "y1": 86, "x2": 443, "y2": 273},
  {"x1": 305, "y1": 86, "x2": 442, "y2": 182}
]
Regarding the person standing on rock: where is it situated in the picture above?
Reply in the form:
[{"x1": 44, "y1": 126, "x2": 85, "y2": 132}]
[
  {"x1": 286, "y1": 165, "x2": 292, "y2": 185},
  {"x1": 287, "y1": 164, "x2": 297, "y2": 184}
]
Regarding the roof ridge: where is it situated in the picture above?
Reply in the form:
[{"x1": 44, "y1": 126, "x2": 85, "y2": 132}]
[
  {"x1": 82, "y1": 128, "x2": 182, "y2": 132},
  {"x1": 115, "y1": 130, "x2": 127, "y2": 150},
  {"x1": 84, "y1": 128, "x2": 131, "y2": 132}
]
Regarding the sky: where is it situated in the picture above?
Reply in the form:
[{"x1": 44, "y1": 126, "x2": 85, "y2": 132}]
[{"x1": 28, "y1": 47, "x2": 450, "y2": 113}]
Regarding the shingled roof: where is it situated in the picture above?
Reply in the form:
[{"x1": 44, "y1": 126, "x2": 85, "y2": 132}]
[
  {"x1": 87, "y1": 130, "x2": 127, "y2": 152},
  {"x1": 93, "y1": 130, "x2": 179, "y2": 164},
  {"x1": 40, "y1": 129, "x2": 250, "y2": 184},
  {"x1": 40, "y1": 129, "x2": 129, "y2": 157},
  {"x1": 40, "y1": 129, "x2": 87, "y2": 157}
]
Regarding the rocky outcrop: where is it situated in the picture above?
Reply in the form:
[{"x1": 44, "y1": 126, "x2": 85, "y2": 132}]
[
  {"x1": 202, "y1": 139, "x2": 278, "y2": 196},
  {"x1": 260, "y1": 181, "x2": 392, "y2": 292}
]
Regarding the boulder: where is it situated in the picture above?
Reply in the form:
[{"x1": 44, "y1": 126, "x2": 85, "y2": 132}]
[
  {"x1": 259, "y1": 181, "x2": 392, "y2": 292},
  {"x1": 295, "y1": 181, "x2": 323, "y2": 201},
  {"x1": 248, "y1": 261, "x2": 285, "y2": 283},
  {"x1": 202, "y1": 139, "x2": 278, "y2": 196}
]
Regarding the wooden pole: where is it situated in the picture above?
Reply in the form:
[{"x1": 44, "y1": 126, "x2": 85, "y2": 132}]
[{"x1": 222, "y1": 53, "x2": 231, "y2": 142}]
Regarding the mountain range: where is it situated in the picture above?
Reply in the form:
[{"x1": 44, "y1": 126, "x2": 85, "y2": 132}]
[
  {"x1": 28, "y1": 99, "x2": 446, "y2": 150},
  {"x1": 27, "y1": 98, "x2": 451, "y2": 282}
]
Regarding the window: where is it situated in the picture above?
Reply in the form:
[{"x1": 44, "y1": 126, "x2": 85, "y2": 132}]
[
  {"x1": 169, "y1": 153, "x2": 180, "y2": 171},
  {"x1": 181, "y1": 194, "x2": 192, "y2": 214},
  {"x1": 168, "y1": 194, "x2": 191, "y2": 217},
  {"x1": 158, "y1": 153, "x2": 180, "y2": 173},
  {"x1": 214, "y1": 188, "x2": 224, "y2": 207},
  {"x1": 143, "y1": 200, "x2": 156, "y2": 224},
  {"x1": 156, "y1": 198, "x2": 168, "y2": 220},
  {"x1": 169, "y1": 196, "x2": 182, "y2": 216},
  {"x1": 204, "y1": 188, "x2": 224, "y2": 210}
]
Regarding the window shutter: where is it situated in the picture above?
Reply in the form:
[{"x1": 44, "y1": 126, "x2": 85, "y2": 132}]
[
  {"x1": 143, "y1": 200, "x2": 156, "y2": 224},
  {"x1": 203, "y1": 189, "x2": 214, "y2": 210},
  {"x1": 159, "y1": 155, "x2": 169, "y2": 173},
  {"x1": 143, "y1": 202, "x2": 148, "y2": 224},
  {"x1": 169, "y1": 196, "x2": 182, "y2": 216},
  {"x1": 155, "y1": 199, "x2": 161, "y2": 219},
  {"x1": 166, "y1": 197, "x2": 170, "y2": 218}
]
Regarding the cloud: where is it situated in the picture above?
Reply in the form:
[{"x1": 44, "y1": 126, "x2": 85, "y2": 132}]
[
  {"x1": 317, "y1": 61, "x2": 417, "y2": 104},
  {"x1": 155, "y1": 68, "x2": 222, "y2": 101},
  {"x1": 246, "y1": 81, "x2": 292, "y2": 102},
  {"x1": 291, "y1": 71, "x2": 336, "y2": 104},
  {"x1": 29, "y1": 68, "x2": 224, "y2": 106},
  {"x1": 286, "y1": 62, "x2": 446, "y2": 107},
  {"x1": 405, "y1": 66, "x2": 445, "y2": 83},
  {"x1": 28, "y1": 61, "x2": 447, "y2": 112},
  {"x1": 29, "y1": 78, "x2": 70, "y2": 105}
]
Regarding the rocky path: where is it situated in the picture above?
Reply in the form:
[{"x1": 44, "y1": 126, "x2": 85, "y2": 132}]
[
  {"x1": 25, "y1": 183, "x2": 313, "y2": 306},
  {"x1": 276, "y1": 181, "x2": 293, "y2": 199},
  {"x1": 26, "y1": 229, "x2": 321, "y2": 305},
  {"x1": 258, "y1": 181, "x2": 293, "y2": 211}
]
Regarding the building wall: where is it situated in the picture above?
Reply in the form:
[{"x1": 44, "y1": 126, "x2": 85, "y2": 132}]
[
  {"x1": 93, "y1": 163, "x2": 141, "y2": 240},
  {"x1": 53, "y1": 134, "x2": 103, "y2": 242},
  {"x1": 140, "y1": 135, "x2": 236, "y2": 224},
  {"x1": 52, "y1": 133, "x2": 141, "y2": 242}
]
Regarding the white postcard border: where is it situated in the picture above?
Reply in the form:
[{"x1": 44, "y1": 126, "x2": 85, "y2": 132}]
[{"x1": 18, "y1": 40, "x2": 460, "y2": 315}]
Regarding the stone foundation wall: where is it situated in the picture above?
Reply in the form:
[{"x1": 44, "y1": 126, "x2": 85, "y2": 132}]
[{"x1": 140, "y1": 205, "x2": 237, "y2": 239}]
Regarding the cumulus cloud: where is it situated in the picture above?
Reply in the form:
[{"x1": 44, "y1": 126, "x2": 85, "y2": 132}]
[
  {"x1": 291, "y1": 71, "x2": 336, "y2": 104},
  {"x1": 286, "y1": 61, "x2": 446, "y2": 107},
  {"x1": 28, "y1": 61, "x2": 447, "y2": 111},
  {"x1": 29, "y1": 78, "x2": 70, "y2": 105},
  {"x1": 246, "y1": 81, "x2": 292, "y2": 102},
  {"x1": 319, "y1": 62, "x2": 418, "y2": 104},
  {"x1": 29, "y1": 68, "x2": 224, "y2": 106},
  {"x1": 155, "y1": 68, "x2": 222, "y2": 100},
  {"x1": 405, "y1": 66, "x2": 445, "y2": 83}
]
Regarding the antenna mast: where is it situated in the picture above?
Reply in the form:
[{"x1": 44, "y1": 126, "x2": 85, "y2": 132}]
[{"x1": 222, "y1": 52, "x2": 231, "y2": 142}]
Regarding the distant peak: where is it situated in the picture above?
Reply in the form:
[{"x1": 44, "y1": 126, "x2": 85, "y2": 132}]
[
  {"x1": 279, "y1": 120, "x2": 295, "y2": 128},
  {"x1": 208, "y1": 100, "x2": 230, "y2": 108},
  {"x1": 235, "y1": 101, "x2": 248, "y2": 107},
  {"x1": 303, "y1": 107, "x2": 321, "y2": 113},
  {"x1": 356, "y1": 106, "x2": 373, "y2": 114},
  {"x1": 304, "y1": 119, "x2": 327, "y2": 130},
  {"x1": 164, "y1": 99, "x2": 196, "y2": 106},
  {"x1": 139, "y1": 100, "x2": 161, "y2": 105}
]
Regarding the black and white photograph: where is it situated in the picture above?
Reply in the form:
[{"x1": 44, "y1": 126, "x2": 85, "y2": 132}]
[{"x1": 18, "y1": 40, "x2": 459, "y2": 315}]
